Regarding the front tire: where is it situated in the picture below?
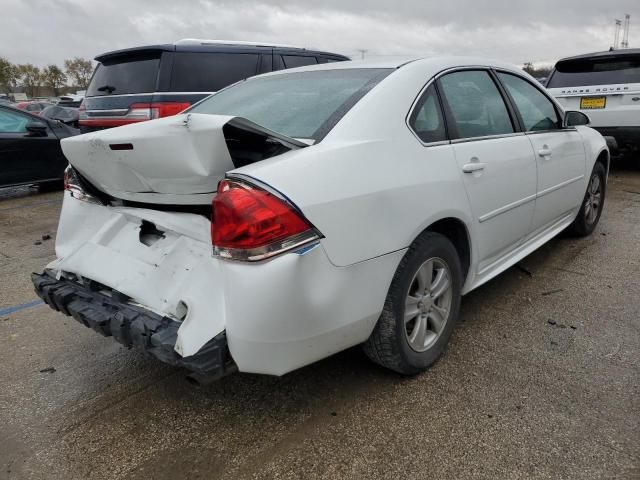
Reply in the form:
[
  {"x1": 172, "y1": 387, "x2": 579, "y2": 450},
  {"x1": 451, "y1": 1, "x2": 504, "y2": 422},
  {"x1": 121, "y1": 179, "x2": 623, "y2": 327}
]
[
  {"x1": 364, "y1": 232, "x2": 462, "y2": 375},
  {"x1": 567, "y1": 162, "x2": 606, "y2": 237}
]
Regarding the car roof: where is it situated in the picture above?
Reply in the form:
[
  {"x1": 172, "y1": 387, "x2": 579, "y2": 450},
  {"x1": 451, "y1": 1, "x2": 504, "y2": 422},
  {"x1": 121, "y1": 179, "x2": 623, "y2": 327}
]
[
  {"x1": 555, "y1": 48, "x2": 640, "y2": 64},
  {"x1": 255, "y1": 55, "x2": 525, "y2": 78},
  {"x1": 95, "y1": 40, "x2": 349, "y2": 63}
]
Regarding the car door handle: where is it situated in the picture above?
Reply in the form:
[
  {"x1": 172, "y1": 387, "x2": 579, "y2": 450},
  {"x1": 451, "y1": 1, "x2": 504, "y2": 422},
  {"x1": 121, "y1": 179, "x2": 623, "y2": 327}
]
[
  {"x1": 538, "y1": 147, "x2": 552, "y2": 159},
  {"x1": 462, "y1": 162, "x2": 487, "y2": 173}
]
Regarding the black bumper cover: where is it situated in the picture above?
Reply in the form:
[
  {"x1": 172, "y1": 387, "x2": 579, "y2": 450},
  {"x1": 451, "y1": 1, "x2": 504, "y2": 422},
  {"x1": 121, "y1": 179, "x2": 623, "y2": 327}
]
[
  {"x1": 32, "y1": 271, "x2": 234, "y2": 381},
  {"x1": 593, "y1": 126, "x2": 640, "y2": 153}
]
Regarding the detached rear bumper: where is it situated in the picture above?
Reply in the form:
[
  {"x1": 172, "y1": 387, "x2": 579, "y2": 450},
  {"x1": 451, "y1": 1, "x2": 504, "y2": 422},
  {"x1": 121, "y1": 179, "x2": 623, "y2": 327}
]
[{"x1": 32, "y1": 271, "x2": 235, "y2": 381}]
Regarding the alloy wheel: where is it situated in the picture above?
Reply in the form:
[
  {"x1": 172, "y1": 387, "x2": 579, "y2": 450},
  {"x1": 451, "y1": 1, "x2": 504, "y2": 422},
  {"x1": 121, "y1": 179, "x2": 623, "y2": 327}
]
[
  {"x1": 404, "y1": 257, "x2": 453, "y2": 352},
  {"x1": 584, "y1": 174, "x2": 602, "y2": 225}
]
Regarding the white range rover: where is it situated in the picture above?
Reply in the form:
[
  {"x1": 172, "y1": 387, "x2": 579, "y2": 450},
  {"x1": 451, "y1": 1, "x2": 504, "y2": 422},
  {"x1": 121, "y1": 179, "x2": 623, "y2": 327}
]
[
  {"x1": 546, "y1": 48, "x2": 640, "y2": 157},
  {"x1": 33, "y1": 57, "x2": 608, "y2": 384}
]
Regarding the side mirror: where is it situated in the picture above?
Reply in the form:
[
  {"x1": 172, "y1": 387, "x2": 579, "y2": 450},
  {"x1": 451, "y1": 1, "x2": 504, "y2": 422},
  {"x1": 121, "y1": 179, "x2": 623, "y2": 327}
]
[
  {"x1": 563, "y1": 111, "x2": 590, "y2": 128},
  {"x1": 25, "y1": 120, "x2": 48, "y2": 137}
]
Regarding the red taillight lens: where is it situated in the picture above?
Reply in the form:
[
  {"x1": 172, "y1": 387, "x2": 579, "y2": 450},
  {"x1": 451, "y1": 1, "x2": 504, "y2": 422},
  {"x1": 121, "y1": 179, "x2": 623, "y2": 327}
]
[
  {"x1": 129, "y1": 102, "x2": 191, "y2": 120},
  {"x1": 150, "y1": 102, "x2": 191, "y2": 119},
  {"x1": 211, "y1": 179, "x2": 319, "y2": 261},
  {"x1": 78, "y1": 101, "x2": 190, "y2": 127}
]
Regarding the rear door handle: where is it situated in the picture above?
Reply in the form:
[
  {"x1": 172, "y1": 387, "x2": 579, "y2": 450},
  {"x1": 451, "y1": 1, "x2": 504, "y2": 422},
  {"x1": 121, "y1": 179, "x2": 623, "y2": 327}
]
[
  {"x1": 462, "y1": 162, "x2": 487, "y2": 173},
  {"x1": 538, "y1": 147, "x2": 552, "y2": 159}
]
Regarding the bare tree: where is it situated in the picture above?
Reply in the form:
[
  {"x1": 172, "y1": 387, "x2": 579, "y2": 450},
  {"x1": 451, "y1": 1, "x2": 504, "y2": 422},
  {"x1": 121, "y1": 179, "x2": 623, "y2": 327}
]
[
  {"x1": 64, "y1": 57, "x2": 94, "y2": 89},
  {"x1": 42, "y1": 64, "x2": 67, "y2": 96},
  {"x1": 0, "y1": 57, "x2": 19, "y2": 94},
  {"x1": 522, "y1": 61, "x2": 552, "y2": 79},
  {"x1": 17, "y1": 64, "x2": 42, "y2": 98}
]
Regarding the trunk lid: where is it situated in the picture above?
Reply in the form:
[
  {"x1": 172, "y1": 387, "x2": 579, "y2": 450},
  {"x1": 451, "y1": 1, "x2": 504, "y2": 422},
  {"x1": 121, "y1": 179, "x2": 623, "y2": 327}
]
[{"x1": 61, "y1": 113, "x2": 307, "y2": 202}]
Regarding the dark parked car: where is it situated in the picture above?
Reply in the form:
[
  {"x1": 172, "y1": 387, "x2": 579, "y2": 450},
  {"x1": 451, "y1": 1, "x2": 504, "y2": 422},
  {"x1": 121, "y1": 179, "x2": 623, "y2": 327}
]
[
  {"x1": 15, "y1": 101, "x2": 54, "y2": 115},
  {"x1": 40, "y1": 105, "x2": 80, "y2": 128},
  {"x1": 80, "y1": 39, "x2": 349, "y2": 132},
  {"x1": 0, "y1": 104, "x2": 77, "y2": 190},
  {"x1": 57, "y1": 95, "x2": 83, "y2": 108}
]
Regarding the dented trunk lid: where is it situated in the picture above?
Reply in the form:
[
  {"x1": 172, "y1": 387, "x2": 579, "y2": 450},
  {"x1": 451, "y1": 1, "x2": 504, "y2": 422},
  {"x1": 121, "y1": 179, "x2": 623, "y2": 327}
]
[{"x1": 61, "y1": 113, "x2": 307, "y2": 203}]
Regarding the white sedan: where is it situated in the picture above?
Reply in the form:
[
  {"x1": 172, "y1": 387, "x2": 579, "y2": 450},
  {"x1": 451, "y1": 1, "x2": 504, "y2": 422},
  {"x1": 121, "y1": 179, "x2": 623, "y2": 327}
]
[{"x1": 33, "y1": 57, "x2": 608, "y2": 383}]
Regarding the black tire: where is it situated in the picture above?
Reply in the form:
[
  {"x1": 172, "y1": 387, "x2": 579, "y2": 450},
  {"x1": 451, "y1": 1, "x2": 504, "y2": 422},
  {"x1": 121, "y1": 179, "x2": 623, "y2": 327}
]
[
  {"x1": 38, "y1": 179, "x2": 64, "y2": 193},
  {"x1": 363, "y1": 232, "x2": 462, "y2": 375},
  {"x1": 567, "y1": 162, "x2": 606, "y2": 237}
]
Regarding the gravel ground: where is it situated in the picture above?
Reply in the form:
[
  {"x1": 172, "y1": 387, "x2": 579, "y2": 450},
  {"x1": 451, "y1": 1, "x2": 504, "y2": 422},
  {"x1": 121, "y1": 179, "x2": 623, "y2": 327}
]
[{"x1": 0, "y1": 159, "x2": 638, "y2": 480}]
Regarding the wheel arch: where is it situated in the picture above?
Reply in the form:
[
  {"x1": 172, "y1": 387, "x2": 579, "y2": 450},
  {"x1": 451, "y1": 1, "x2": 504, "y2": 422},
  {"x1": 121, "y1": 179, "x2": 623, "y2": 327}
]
[
  {"x1": 418, "y1": 217, "x2": 472, "y2": 284},
  {"x1": 595, "y1": 148, "x2": 610, "y2": 177}
]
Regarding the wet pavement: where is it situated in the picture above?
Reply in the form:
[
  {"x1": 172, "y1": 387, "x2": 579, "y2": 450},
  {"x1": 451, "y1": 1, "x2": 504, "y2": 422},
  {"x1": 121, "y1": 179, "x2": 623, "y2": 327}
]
[{"x1": 1, "y1": 159, "x2": 639, "y2": 479}]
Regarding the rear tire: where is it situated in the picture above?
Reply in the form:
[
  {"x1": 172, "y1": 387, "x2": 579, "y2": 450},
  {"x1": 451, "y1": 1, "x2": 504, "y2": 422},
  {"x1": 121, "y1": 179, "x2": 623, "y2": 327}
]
[
  {"x1": 363, "y1": 232, "x2": 462, "y2": 375},
  {"x1": 567, "y1": 162, "x2": 606, "y2": 237}
]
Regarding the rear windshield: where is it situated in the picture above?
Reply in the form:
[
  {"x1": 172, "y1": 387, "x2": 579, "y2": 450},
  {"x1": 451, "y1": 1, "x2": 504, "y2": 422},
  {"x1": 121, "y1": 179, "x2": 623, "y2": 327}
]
[
  {"x1": 187, "y1": 68, "x2": 391, "y2": 140},
  {"x1": 170, "y1": 52, "x2": 260, "y2": 92},
  {"x1": 87, "y1": 54, "x2": 160, "y2": 96},
  {"x1": 547, "y1": 54, "x2": 640, "y2": 88}
]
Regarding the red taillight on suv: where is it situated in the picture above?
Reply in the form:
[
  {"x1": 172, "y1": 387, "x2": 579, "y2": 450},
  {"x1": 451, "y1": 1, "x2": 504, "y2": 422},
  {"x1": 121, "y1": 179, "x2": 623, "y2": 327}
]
[
  {"x1": 211, "y1": 178, "x2": 320, "y2": 261},
  {"x1": 129, "y1": 102, "x2": 192, "y2": 120},
  {"x1": 79, "y1": 101, "x2": 191, "y2": 128}
]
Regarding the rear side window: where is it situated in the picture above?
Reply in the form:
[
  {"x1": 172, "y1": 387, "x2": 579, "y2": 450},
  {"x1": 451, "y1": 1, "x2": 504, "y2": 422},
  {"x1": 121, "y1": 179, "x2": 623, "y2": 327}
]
[
  {"x1": 547, "y1": 54, "x2": 640, "y2": 87},
  {"x1": 170, "y1": 53, "x2": 259, "y2": 92},
  {"x1": 282, "y1": 56, "x2": 317, "y2": 69},
  {"x1": 438, "y1": 70, "x2": 514, "y2": 140},
  {"x1": 408, "y1": 84, "x2": 447, "y2": 143},
  {"x1": 498, "y1": 73, "x2": 560, "y2": 131},
  {"x1": 87, "y1": 54, "x2": 160, "y2": 96}
]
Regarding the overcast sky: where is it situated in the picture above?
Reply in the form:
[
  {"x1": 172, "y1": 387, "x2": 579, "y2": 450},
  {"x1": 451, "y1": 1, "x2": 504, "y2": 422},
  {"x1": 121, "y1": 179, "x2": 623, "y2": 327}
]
[{"x1": 1, "y1": 0, "x2": 637, "y2": 67}]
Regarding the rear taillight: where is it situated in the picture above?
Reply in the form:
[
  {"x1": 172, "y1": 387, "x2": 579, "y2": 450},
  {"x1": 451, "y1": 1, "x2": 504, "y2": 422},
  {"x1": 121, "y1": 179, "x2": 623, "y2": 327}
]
[
  {"x1": 64, "y1": 166, "x2": 101, "y2": 204},
  {"x1": 78, "y1": 99, "x2": 87, "y2": 121},
  {"x1": 151, "y1": 102, "x2": 192, "y2": 119},
  {"x1": 211, "y1": 178, "x2": 320, "y2": 261},
  {"x1": 79, "y1": 101, "x2": 191, "y2": 127},
  {"x1": 129, "y1": 102, "x2": 191, "y2": 120}
]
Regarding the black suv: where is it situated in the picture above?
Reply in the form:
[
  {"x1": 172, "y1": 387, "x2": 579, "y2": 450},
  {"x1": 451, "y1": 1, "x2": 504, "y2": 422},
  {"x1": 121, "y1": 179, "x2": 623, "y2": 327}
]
[{"x1": 80, "y1": 39, "x2": 349, "y2": 132}]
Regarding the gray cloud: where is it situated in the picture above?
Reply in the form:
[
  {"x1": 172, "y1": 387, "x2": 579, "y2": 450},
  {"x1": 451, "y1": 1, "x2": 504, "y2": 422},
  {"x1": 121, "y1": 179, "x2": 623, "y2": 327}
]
[{"x1": 1, "y1": 0, "x2": 637, "y2": 68}]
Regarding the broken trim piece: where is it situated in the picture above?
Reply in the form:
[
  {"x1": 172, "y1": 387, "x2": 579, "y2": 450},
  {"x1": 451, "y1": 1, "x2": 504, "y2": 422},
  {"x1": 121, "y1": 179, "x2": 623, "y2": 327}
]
[{"x1": 32, "y1": 271, "x2": 235, "y2": 381}]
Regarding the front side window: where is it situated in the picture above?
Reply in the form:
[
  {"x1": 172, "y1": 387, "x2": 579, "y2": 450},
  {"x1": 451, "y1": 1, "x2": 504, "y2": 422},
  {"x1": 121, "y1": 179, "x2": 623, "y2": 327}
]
[
  {"x1": 0, "y1": 109, "x2": 29, "y2": 133},
  {"x1": 438, "y1": 70, "x2": 514, "y2": 140},
  {"x1": 498, "y1": 72, "x2": 560, "y2": 131},
  {"x1": 188, "y1": 68, "x2": 391, "y2": 140},
  {"x1": 408, "y1": 84, "x2": 447, "y2": 143}
]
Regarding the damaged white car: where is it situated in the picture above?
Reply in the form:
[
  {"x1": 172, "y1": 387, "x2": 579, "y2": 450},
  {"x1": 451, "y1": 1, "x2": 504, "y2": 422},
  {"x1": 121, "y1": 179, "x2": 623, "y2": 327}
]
[{"x1": 33, "y1": 58, "x2": 608, "y2": 383}]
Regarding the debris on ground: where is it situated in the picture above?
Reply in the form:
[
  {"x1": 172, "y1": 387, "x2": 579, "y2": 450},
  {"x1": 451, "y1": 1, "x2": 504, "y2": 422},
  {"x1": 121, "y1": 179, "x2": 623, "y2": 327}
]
[
  {"x1": 41, "y1": 234, "x2": 51, "y2": 241},
  {"x1": 541, "y1": 288, "x2": 564, "y2": 296},
  {"x1": 39, "y1": 367, "x2": 56, "y2": 374},
  {"x1": 33, "y1": 240, "x2": 42, "y2": 245}
]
